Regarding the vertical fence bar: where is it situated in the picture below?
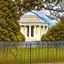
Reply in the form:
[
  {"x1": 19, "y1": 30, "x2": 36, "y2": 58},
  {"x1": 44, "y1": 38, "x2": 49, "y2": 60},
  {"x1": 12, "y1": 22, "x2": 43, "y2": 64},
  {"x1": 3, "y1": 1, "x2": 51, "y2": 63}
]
[
  {"x1": 47, "y1": 42, "x2": 49, "y2": 63},
  {"x1": 30, "y1": 43, "x2": 31, "y2": 64},
  {"x1": 35, "y1": 44, "x2": 37, "y2": 64},
  {"x1": 56, "y1": 41, "x2": 57, "y2": 62},
  {"x1": 42, "y1": 43, "x2": 43, "y2": 63}
]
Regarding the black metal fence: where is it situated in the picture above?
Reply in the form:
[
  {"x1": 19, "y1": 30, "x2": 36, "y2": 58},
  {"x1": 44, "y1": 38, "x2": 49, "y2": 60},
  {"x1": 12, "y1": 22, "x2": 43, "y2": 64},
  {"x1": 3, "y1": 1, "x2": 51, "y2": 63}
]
[{"x1": 0, "y1": 41, "x2": 64, "y2": 64}]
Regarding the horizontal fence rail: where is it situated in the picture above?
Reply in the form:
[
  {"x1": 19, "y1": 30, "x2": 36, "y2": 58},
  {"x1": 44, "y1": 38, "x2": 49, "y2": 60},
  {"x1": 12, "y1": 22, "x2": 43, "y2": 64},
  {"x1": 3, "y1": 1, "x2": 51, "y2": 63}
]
[{"x1": 0, "y1": 41, "x2": 64, "y2": 64}]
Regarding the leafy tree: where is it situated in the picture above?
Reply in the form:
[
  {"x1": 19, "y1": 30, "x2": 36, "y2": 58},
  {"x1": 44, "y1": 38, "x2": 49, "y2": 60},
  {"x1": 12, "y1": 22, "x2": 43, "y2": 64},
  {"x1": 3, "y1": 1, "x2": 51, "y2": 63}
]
[
  {"x1": 16, "y1": 0, "x2": 44, "y2": 15},
  {"x1": 14, "y1": 0, "x2": 64, "y2": 21},
  {"x1": 0, "y1": 0, "x2": 25, "y2": 42},
  {"x1": 41, "y1": 34, "x2": 49, "y2": 41},
  {"x1": 41, "y1": 17, "x2": 64, "y2": 41},
  {"x1": 20, "y1": 0, "x2": 64, "y2": 21},
  {"x1": 17, "y1": 0, "x2": 61, "y2": 14}
]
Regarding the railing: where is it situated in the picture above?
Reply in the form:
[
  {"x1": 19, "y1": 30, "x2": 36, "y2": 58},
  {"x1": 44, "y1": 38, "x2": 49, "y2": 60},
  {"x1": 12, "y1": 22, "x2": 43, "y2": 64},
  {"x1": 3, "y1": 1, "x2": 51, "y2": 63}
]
[{"x1": 0, "y1": 41, "x2": 64, "y2": 64}]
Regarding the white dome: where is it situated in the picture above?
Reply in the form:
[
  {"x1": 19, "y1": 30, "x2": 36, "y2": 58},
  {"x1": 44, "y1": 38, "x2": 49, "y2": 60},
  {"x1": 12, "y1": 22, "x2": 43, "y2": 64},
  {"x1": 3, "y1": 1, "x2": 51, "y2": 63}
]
[
  {"x1": 19, "y1": 12, "x2": 45, "y2": 23},
  {"x1": 23, "y1": 12, "x2": 35, "y2": 15},
  {"x1": 22, "y1": 12, "x2": 37, "y2": 18}
]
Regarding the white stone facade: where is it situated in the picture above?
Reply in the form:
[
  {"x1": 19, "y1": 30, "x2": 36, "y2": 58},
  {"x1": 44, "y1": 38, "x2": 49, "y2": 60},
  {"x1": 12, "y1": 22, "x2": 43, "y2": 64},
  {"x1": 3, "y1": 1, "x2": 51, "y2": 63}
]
[{"x1": 19, "y1": 12, "x2": 49, "y2": 41}]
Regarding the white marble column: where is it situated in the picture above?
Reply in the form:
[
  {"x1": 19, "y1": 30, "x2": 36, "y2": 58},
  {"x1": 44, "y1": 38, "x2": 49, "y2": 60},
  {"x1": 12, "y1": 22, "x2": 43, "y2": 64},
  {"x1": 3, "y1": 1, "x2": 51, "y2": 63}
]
[
  {"x1": 21, "y1": 25, "x2": 24, "y2": 34},
  {"x1": 34, "y1": 25, "x2": 36, "y2": 37},
  {"x1": 29, "y1": 25, "x2": 31, "y2": 37},
  {"x1": 39, "y1": 25, "x2": 41, "y2": 36},
  {"x1": 25, "y1": 26, "x2": 27, "y2": 37},
  {"x1": 45, "y1": 26, "x2": 48, "y2": 33},
  {"x1": 43, "y1": 26, "x2": 45, "y2": 34},
  {"x1": 41, "y1": 26, "x2": 43, "y2": 35}
]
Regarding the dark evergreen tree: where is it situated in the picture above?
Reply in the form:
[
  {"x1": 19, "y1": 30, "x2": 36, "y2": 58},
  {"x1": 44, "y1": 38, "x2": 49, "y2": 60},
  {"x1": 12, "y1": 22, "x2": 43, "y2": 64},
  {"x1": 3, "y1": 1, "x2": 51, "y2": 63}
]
[
  {"x1": 0, "y1": 0, "x2": 25, "y2": 41},
  {"x1": 41, "y1": 17, "x2": 64, "y2": 41}
]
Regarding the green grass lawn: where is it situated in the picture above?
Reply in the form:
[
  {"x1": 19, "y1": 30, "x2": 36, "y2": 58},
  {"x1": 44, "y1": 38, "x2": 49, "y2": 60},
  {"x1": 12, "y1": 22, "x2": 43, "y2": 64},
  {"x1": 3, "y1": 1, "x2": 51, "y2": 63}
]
[{"x1": 0, "y1": 48, "x2": 64, "y2": 64}]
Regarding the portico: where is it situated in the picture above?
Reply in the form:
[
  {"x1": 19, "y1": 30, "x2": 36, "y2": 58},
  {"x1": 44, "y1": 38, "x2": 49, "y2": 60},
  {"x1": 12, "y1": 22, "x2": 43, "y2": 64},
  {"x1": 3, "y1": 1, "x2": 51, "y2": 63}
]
[{"x1": 19, "y1": 12, "x2": 49, "y2": 41}]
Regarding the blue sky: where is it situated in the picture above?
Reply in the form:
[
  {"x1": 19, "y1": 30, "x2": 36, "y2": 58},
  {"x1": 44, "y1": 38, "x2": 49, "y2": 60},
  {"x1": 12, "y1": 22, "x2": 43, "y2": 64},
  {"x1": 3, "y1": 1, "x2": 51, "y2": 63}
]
[{"x1": 32, "y1": 10, "x2": 57, "y2": 28}]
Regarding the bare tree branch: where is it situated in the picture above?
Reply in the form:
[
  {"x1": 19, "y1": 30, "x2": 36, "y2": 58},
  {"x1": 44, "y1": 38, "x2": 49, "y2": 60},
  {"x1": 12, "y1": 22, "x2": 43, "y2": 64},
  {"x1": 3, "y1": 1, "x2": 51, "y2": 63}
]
[{"x1": 44, "y1": 7, "x2": 64, "y2": 12}]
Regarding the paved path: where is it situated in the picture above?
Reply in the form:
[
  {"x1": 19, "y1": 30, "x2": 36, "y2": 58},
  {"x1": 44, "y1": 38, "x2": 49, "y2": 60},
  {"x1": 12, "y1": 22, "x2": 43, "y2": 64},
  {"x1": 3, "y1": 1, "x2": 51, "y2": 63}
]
[
  {"x1": 38, "y1": 62, "x2": 64, "y2": 64},
  {"x1": 31, "y1": 62, "x2": 64, "y2": 64}
]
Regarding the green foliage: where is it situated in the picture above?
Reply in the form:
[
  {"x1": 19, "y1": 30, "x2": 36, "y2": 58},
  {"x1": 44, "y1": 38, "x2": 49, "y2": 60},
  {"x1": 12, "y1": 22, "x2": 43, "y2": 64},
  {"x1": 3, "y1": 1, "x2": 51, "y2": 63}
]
[
  {"x1": 49, "y1": 36, "x2": 55, "y2": 41},
  {"x1": 41, "y1": 34, "x2": 49, "y2": 41},
  {"x1": 0, "y1": 0, "x2": 61, "y2": 16},
  {"x1": 41, "y1": 17, "x2": 64, "y2": 41},
  {"x1": 0, "y1": 0, "x2": 25, "y2": 42},
  {"x1": 15, "y1": 0, "x2": 45, "y2": 15},
  {"x1": 14, "y1": 0, "x2": 60, "y2": 15}
]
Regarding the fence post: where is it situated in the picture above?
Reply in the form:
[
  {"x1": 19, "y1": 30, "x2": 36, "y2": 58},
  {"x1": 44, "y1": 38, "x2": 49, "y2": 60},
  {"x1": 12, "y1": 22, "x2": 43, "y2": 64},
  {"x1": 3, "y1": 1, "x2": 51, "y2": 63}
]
[{"x1": 30, "y1": 43, "x2": 31, "y2": 64}]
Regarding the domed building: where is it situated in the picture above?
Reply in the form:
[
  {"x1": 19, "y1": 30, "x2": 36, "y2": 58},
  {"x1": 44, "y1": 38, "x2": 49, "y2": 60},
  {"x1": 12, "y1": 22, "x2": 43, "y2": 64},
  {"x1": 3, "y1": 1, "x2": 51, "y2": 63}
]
[{"x1": 19, "y1": 12, "x2": 49, "y2": 41}]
